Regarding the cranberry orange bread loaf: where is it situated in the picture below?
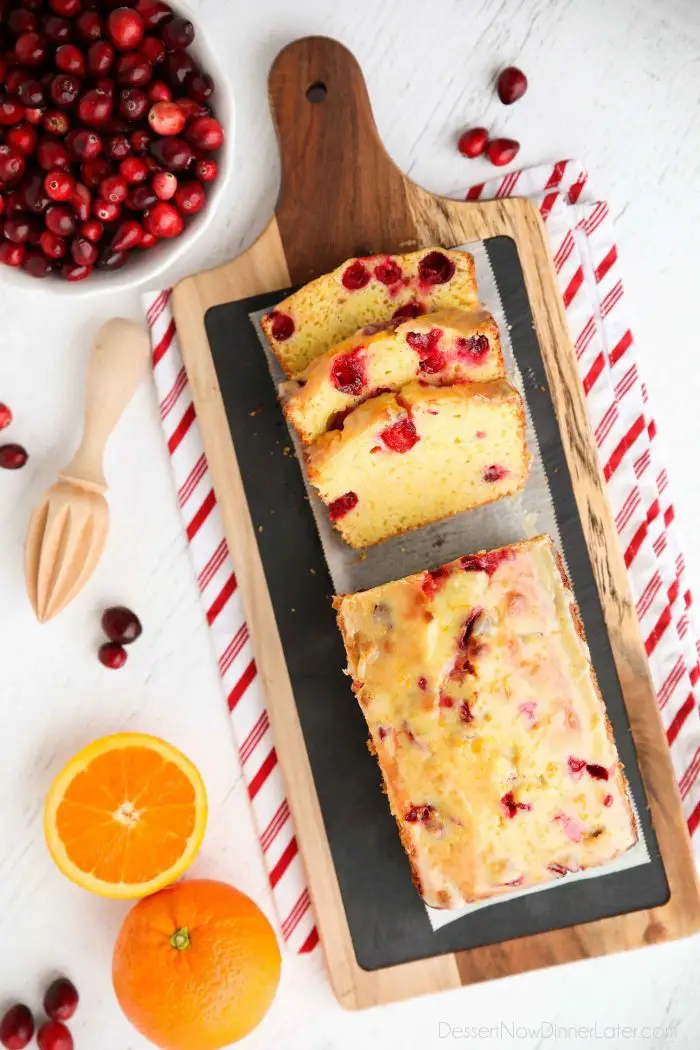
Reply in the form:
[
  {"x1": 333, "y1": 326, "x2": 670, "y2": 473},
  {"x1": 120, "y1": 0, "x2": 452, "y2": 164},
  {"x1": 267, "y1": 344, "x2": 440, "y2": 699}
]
[
  {"x1": 260, "y1": 248, "x2": 479, "y2": 375},
  {"x1": 333, "y1": 535, "x2": 637, "y2": 907},
  {"x1": 306, "y1": 379, "x2": 530, "y2": 548},
  {"x1": 283, "y1": 308, "x2": 506, "y2": 444}
]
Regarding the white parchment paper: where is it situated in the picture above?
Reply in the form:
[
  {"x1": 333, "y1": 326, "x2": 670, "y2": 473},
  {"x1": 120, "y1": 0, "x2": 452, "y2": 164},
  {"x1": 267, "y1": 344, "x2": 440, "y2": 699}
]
[{"x1": 250, "y1": 242, "x2": 649, "y2": 931}]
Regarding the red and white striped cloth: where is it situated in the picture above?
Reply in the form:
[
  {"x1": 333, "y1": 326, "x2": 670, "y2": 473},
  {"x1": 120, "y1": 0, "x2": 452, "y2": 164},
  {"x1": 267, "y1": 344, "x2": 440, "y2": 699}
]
[{"x1": 145, "y1": 158, "x2": 700, "y2": 956}]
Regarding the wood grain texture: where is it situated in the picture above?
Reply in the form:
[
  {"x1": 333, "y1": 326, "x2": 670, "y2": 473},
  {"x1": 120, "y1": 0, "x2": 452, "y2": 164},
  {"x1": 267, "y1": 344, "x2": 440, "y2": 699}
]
[{"x1": 173, "y1": 35, "x2": 700, "y2": 1010}]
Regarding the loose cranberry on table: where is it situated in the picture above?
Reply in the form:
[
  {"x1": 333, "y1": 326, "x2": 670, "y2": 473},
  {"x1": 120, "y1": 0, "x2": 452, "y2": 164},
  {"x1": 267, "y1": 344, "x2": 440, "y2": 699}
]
[
  {"x1": 496, "y1": 66, "x2": 528, "y2": 105},
  {"x1": 486, "y1": 137, "x2": 520, "y2": 166},
  {"x1": 102, "y1": 605, "x2": 143, "y2": 644},
  {"x1": 457, "y1": 127, "x2": 488, "y2": 158},
  {"x1": 0, "y1": 403, "x2": 12, "y2": 430},
  {"x1": 43, "y1": 977, "x2": 79, "y2": 1023},
  {"x1": 36, "y1": 1020, "x2": 73, "y2": 1050},
  {"x1": 0, "y1": 443, "x2": 29, "y2": 470},
  {"x1": 99, "y1": 640, "x2": 128, "y2": 669},
  {"x1": 0, "y1": 1003, "x2": 34, "y2": 1050}
]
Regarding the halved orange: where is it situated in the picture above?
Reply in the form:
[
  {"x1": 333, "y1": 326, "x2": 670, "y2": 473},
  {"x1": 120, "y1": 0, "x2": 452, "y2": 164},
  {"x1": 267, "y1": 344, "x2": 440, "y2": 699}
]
[{"x1": 44, "y1": 732, "x2": 207, "y2": 899}]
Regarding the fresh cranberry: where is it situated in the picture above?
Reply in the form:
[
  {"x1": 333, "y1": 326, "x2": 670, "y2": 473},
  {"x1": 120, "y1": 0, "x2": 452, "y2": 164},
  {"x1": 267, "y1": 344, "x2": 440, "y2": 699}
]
[
  {"x1": 44, "y1": 170, "x2": 75, "y2": 201},
  {"x1": 176, "y1": 96, "x2": 207, "y2": 122},
  {"x1": 55, "y1": 45, "x2": 85, "y2": 77},
  {"x1": 144, "y1": 199, "x2": 182, "y2": 238},
  {"x1": 406, "y1": 329, "x2": 445, "y2": 373},
  {"x1": 161, "y1": 15, "x2": 194, "y2": 50},
  {"x1": 501, "y1": 791, "x2": 532, "y2": 818},
  {"x1": 118, "y1": 156, "x2": 148, "y2": 185},
  {"x1": 5, "y1": 70, "x2": 29, "y2": 95},
  {"x1": 0, "y1": 442, "x2": 29, "y2": 468},
  {"x1": 486, "y1": 137, "x2": 520, "y2": 167},
  {"x1": 20, "y1": 171, "x2": 49, "y2": 212},
  {"x1": 0, "y1": 148, "x2": 25, "y2": 183},
  {"x1": 118, "y1": 86, "x2": 148, "y2": 120},
  {"x1": 457, "y1": 334, "x2": 489, "y2": 361},
  {"x1": 0, "y1": 404, "x2": 12, "y2": 430},
  {"x1": 71, "y1": 181, "x2": 91, "y2": 220},
  {"x1": 147, "y1": 79, "x2": 171, "y2": 103},
  {"x1": 87, "y1": 40, "x2": 114, "y2": 76},
  {"x1": 0, "y1": 99, "x2": 25, "y2": 126},
  {"x1": 128, "y1": 183, "x2": 156, "y2": 209},
  {"x1": 15, "y1": 32, "x2": 47, "y2": 67},
  {"x1": 380, "y1": 418, "x2": 419, "y2": 453},
  {"x1": 69, "y1": 130, "x2": 101, "y2": 161},
  {"x1": 24, "y1": 107, "x2": 46, "y2": 125},
  {"x1": 39, "y1": 230, "x2": 66, "y2": 258},
  {"x1": 418, "y1": 250, "x2": 455, "y2": 285},
  {"x1": 80, "y1": 218, "x2": 103, "y2": 241},
  {"x1": 36, "y1": 1020, "x2": 73, "y2": 1050},
  {"x1": 330, "y1": 348, "x2": 366, "y2": 395},
  {"x1": 185, "y1": 115, "x2": 223, "y2": 152},
  {"x1": 61, "y1": 260, "x2": 92, "y2": 280},
  {"x1": 101, "y1": 605, "x2": 142, "y2": 643},
  {"x1": 328, "y1": 491, "x2": 358, "y2": 521},
  {"x1": 45, "y1": 204, "x2": 76, "y2": 236},
  {"x1": 44, "y1": 16, "x2": 71, "y2": 44},
  {"x1": 108, "y1": 7, "x2": 145, "y2": 50},
  {"x1": 110, "y1": 218, "x2": 142, "y2": 250},
  {"x1": 149, "y1": 136, "x2": 192, "y2": 171},
  {"x1": 8, "y1": 8, "x2": 38, "y2": 33},
  {"x1": 81, "y1": 156, "x2": 110, "y2": 188},
  {"x1": 42, "y1": 109, "x2": 70, "y2": 135},
  {"x1": 152, "y1": 169, "x2": 176, "y2": 199},
  {"x1": 102, "y1": 134, "x2": 127, "y2": 161},
  {"x1": 96, "y1": 244, "x2": 128, "y2": 270},
  {"x1": 43, "y1": 978, "x2": 79, "y2": 1024},
  {"x1": 404, "y1": 804, "x2": 435, "y2": 824},
  {"x1": 393, "y1": 301, "x2": 425, "y2": 319},
  {"x1": 92, "y1": 198, "x2": 120, "y2": 222},
  {"x1": 496, "y1": 66, "x2": 528, "y2": 105},
  {"x1": 267, "y1": 310, "x2": 294, "y2": 341},
  {"x1": 586, "y1": 763, "x2": 609, "y2": 781},
  {"x1": 139, "y1": 229, "x2": 157, "y2": 248},
  {"x1": 98, "y1": 640, "x2": 128, "y2": 669},
  {"x1": 373, "y1": 258, "x2": 402, "y2": 285},
  {"x1": 195, "y1": 156, "x2": 216, "y2": 182},
  {"x1": 139, "y1": 34, "x2": 166, "y2": 66},
  {"x1": 148, "y1": 100, "x2": 185, "y2": 136},
  {"x1": 23, "y1": 251, "x2": 53, "y2": 277},
  {"x1": 482, "y1": 464, "x2": 508, "y2": 482},
  {"x1": 136, "y1": 1, "x2": 173, "y2": 30},
  {"x1": 3, "y1": 216, "x2": 30, "y2": 244},
  {"x1": 70, "y1": 235, "x2": 97, "y2": 265},
  {"x1": 0, "y1": 241, "x2": 26, "y2": 266},
  {"x1": 0, "y1": 1003, "x2": 34, "y2": 1048},
  {"x1": 97, "y1": 174, "x2": 126, "y2": 204},
  {"x1": 116, "y1": 52, "x2": 152, "y2": 87},
  {"x1": 457, "y1": 127, "x2": 488, "y2": 158},
  {"x1": 6, "y1": 123, "x2": 37, "y2": 155},
  {"x1": 50, "y1": 73, "x2": 81, "y2": 107},
  {"x1": 78, "y1": 88, "x2": 113, "y2": 126},
  {"x1": 174, "y1": 179, "x2": 204, "y2": 215},
  {"x1": 184, "y1": 70, "x2": 213, "y2": 106},
  {"x1": 75, "y1": 10, "x2": 102, "y2": 41},
  {"x1": 48, "y1": 0, "x2": 82, "y2": 16},
  {"x1": 17, "y1": 78, "x2": 44, "y2": 107},
  {"x1": 35, "y1": 139, "x2": 68, "y2": 171},
  {"x1": 165, "y1": 51, "x2": 195, "y2": 90}
]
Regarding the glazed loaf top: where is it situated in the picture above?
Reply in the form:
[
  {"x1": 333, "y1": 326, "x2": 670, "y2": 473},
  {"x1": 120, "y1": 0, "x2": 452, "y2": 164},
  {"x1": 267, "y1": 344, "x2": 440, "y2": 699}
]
[{"x1": 334, "y1": 536, "x2": 637, "y2": 907}]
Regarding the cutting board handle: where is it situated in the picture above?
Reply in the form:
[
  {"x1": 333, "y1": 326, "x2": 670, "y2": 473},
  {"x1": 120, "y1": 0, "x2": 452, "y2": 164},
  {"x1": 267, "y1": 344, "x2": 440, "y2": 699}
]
[{"x1": 269, "y1": 36, "x2": 421, "y2": 280}]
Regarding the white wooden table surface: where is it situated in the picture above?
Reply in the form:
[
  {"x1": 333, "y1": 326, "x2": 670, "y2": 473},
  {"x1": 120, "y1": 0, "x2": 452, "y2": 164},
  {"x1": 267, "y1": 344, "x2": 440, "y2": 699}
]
[{"x1": 2, "y1": 0, "x2": 700, "y2": 1046}]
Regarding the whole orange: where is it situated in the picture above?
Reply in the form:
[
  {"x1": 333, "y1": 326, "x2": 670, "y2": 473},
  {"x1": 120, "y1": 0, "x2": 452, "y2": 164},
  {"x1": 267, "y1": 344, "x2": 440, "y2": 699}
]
[{"x1": 112, "y1": 879, "x2": 281, "y2": 1049}]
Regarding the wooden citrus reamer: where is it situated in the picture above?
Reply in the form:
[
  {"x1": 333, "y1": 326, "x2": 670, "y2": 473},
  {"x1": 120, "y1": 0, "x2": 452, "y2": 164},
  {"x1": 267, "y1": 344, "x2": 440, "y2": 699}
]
[
  {"x1": 25, "y1": 318, "x2": 151, "y2": 623},
  {"x1": 171, "y1": 37, "x2": 700, "y2": 1008}
]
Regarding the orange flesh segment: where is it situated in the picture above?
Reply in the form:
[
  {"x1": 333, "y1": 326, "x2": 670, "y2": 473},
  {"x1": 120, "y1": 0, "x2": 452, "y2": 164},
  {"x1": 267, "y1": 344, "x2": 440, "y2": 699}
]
[{"x1": 55, "y1": 746, "x2": 198, "y2": 883}]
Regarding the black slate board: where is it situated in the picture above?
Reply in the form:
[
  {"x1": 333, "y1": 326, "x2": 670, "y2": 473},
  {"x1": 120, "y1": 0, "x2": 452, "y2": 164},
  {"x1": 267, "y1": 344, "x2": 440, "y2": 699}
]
[{"x1": 205, "y1": 236, "x2": 668, "y2": 971}]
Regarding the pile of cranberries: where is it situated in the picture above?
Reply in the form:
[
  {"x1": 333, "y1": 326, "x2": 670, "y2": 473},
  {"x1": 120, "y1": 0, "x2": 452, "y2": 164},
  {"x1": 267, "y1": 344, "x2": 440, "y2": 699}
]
[
  {"x1": 0, "y1": 0, "x2": 224, "y2": 282},
  {"x1": 457, "y1": 65, "x2": 527, "y2": 167},
  {"x1": 98, "y1": 603, "x2": 141, "y2": 667},
  {"x1": 0, "y1": 976, "x2": 78, "y2": 1049}
]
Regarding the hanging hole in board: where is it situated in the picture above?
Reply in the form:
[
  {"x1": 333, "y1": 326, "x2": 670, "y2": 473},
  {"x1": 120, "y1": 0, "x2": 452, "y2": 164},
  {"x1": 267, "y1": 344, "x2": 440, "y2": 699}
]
[{"x1": 306, "y1": 81, "x2": 327, "y2": 103}]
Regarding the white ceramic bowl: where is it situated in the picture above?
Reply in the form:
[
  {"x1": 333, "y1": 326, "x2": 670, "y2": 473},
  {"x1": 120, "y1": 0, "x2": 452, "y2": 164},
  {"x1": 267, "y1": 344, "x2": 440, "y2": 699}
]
[{"x1": 0, "y1": 0, "x2": 234, "y2": 297}]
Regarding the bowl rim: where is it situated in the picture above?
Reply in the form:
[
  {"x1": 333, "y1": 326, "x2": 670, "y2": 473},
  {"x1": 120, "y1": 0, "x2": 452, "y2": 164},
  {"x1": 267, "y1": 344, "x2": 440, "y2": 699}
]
[{"x1": 0, "y1": 0, "x2": 235, "y2": 299}]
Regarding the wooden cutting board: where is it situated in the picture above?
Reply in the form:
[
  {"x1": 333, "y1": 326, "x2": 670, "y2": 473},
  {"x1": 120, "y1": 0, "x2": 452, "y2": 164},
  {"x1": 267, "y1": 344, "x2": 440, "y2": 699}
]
[{"x1": 172, "y1": 36, "x2": 700, "y2": 1009}]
